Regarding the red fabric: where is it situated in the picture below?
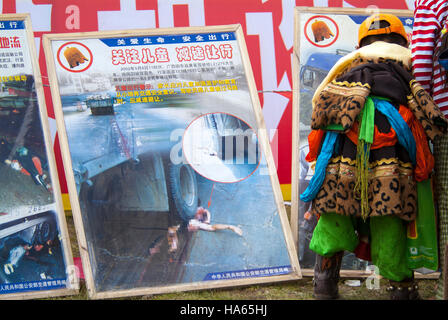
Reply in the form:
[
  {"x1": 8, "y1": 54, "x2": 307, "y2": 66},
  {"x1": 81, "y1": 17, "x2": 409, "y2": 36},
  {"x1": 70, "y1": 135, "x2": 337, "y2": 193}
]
[
  {"x1": 32, "y1": 156, "x2": 43, "y2": 175},
  {"x1": 305, "y1": 129, "x2": 325, "y2": 163},
  {"x1": 346, "y1": 120, "x2": 398, "y2": 150},
  {"x1": 73, "y1": 257, "x2": 85, "y2": 280},
  {"x1": 398, "y1": 105, "x2": 435, "y2": 181}
]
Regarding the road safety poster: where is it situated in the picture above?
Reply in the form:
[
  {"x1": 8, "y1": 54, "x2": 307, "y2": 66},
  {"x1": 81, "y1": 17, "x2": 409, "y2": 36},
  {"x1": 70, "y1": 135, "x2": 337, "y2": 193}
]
[
  {"x1": 43, "y1": 25, "x2": 300, "y2": 299},
  {"x1": 0, "y1": 14, "x2": 76, "y2": 299},
  {"x1": 291, "y1": 8, "x2": 413, "y2": 274}
]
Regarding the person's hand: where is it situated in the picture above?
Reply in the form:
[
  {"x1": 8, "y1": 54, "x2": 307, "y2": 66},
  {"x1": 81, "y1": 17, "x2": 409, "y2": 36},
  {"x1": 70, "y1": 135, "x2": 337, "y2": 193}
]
[{"x1": 232, "y1": 226, "x2": 243, "y2": 236}]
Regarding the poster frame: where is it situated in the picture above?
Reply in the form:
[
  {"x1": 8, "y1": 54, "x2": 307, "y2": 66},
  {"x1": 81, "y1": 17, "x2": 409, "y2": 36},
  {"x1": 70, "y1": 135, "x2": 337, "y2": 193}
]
[
  {"x1": 290, "y1": 7, "x2": 426, "y2": 278},
  {"x1": 0, "y1": 13, "x2": 78, "y2": 300},
  {"x1": 43, "y1": 23, "x2": 301, "y2": 299}
]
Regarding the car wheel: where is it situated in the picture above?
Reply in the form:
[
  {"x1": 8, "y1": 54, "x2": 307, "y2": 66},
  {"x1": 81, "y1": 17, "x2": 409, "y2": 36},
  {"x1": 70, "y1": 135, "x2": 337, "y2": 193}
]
[
  {"x1": 34, "y1": 219, "x2": 57, "y2": 244},
  {"x1": 166, "y1": 162, "x2": 198, "y2": 222}
]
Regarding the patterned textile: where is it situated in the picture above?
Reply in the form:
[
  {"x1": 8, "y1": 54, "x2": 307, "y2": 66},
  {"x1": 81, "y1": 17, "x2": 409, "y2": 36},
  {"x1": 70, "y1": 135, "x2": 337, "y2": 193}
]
[
  {"x1": 311, "y1": 154, "x2": 417, "y2": 221},
  {"x1": 434, "y1": 134, "x2": 448, "y2": 299},
  {"x1": 312, "y1": 57, "x2": 448, "y2": 142},
  {"x1": 309, "y1": 99, "x2": 423, "y2": 221},
  {"x1": 411, "y1": 0, "x2": 448, "y2": 114},
  {"x1": 306, "y1": 42, "x2": 448, "y2": 221}
]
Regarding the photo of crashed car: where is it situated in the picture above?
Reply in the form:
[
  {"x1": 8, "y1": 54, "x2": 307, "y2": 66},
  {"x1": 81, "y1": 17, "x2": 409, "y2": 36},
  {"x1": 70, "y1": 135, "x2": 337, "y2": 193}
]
[{"x1": 0, "y1": 211, "x2": 66, "y2": 285}]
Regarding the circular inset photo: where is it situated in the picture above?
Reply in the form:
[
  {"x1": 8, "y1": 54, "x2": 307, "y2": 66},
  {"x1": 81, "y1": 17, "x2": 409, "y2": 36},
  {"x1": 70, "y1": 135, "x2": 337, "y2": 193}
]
[
  {"x1": 304, "y1": 15, "x2": 339, "y2": 48},
  {"x1": 56, "y1": 41, "x2": 93, "y2": 73},
  {"x1": 183, "y1": 113, "x2": 260, "y2": 183}
]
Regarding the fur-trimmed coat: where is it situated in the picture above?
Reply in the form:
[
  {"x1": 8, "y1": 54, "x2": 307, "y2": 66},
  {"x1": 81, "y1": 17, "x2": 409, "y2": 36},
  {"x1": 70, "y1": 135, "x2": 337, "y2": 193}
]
[{"x1": 306, "y1": 41, "x2": 448, "y2": 221}]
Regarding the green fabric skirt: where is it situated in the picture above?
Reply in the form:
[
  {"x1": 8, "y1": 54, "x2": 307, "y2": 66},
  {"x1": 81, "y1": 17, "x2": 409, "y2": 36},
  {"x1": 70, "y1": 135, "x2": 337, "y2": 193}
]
[{"x1": 310, "y1": 212, "x2": 413, "y2": 282}]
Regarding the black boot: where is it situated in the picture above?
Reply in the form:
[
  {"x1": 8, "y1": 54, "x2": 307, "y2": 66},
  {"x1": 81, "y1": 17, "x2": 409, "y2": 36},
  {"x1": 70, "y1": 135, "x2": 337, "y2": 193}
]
[
  {"x1": 313, "y1": 251, "x2": 343, "y2": 299},
  {"x1": 386, "y1": 277, "x2": 421, "y2": 300}
]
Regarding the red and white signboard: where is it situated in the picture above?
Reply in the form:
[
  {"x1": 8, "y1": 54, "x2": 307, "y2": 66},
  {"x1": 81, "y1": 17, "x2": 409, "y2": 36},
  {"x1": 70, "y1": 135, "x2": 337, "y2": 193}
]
[{"x1": 0, "y1": 0, "x2": 415, "y2": 207}]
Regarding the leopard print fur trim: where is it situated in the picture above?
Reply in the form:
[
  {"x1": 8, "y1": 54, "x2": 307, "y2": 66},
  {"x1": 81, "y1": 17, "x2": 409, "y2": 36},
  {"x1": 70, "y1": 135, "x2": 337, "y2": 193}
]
[
  {"x1": 408, "y1": 80, "x2": 448, "y2": 142},
  {"x1": 311, "y1": 160, "x2": 417, "y2": 221},
  {"x1": 311, "y1": 85, "x2": 369, "y2": 131},
  {"x1": 311, "y1": 77, "x2": 448, "y2": 139},
  {"x1": 309, "y1": 43, "x2": 447, "y2": 138}
]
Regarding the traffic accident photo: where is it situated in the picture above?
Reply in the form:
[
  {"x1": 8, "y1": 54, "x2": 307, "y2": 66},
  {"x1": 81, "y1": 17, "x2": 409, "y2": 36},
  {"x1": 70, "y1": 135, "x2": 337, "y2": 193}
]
[
  {"x1": 0, "y1": 74, "x2": 69, "y2": 295},
  {"x1": 0, "y1": 14, "x2": 76, "y2": 299},
  {"x1": 44, "y1": 25, "x2": 300, "y2": 298}
]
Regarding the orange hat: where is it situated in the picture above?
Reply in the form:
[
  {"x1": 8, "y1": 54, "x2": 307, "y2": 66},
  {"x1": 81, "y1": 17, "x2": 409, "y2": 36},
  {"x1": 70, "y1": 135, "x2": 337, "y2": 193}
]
[{"x1": 358, "y1": 13, "x2": 408, "y2": 46}]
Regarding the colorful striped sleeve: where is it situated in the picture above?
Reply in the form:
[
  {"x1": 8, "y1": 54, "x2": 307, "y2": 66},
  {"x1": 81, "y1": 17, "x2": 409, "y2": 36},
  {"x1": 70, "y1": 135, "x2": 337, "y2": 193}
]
[{"x1": 411, "y1": 0, "x2": 448, "y2": 116}]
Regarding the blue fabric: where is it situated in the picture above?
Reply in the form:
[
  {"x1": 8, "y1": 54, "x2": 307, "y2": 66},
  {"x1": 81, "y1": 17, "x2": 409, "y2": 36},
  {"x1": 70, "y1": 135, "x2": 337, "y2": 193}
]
[
  {"x1": 300, "y1": 131, "x2": 339, "y2": 202},
  {"x1": 372, "y1": 97, "x2": 416, "y2": 165}
]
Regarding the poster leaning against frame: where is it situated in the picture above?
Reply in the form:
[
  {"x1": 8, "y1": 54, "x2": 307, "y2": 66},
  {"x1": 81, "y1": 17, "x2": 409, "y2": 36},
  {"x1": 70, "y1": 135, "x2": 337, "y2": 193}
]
[
  {"x1": 291, "y1": 7, "x2": 414, "y2": 277},
  {"x1": 0, "y1": 14, "x2": 78, "y2": 299},
  {"x1": 43, "y1": 24, "x2": 301, "y2": 299}
]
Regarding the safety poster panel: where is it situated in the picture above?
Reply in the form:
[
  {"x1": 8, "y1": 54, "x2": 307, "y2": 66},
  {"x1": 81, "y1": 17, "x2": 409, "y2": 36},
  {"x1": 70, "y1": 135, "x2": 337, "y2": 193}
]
[
  {"x1": 0, "y1": 14, "x2": 76, "y2": 299},
  {"x1": 43, "y1": 24, "x2": 300, "y2": 299}
]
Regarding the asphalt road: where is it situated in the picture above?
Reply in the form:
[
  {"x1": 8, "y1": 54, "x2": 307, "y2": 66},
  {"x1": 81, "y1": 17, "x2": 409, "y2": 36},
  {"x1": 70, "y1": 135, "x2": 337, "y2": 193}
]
[
  {"x1": 182, "y1": 163, "x2": 291, "y2": 283},
  {"x1": 0, "y1": 162, "x2": 54, "y2": 216},
  {"x1": 60, "y1": 88, "x2": 292, "y2": 292},
  {"x1": 81, "y1": 159, "x2": 292, "y2": 292}
]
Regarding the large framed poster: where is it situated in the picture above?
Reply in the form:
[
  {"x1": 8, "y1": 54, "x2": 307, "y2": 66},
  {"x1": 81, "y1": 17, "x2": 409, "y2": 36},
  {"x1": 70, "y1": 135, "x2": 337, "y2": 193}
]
[
  {"x1": 291, "y1": 7, "x2": 414, "y2": 276},
  {"x1": 0, "y1": 14, "x2": 77, "y2": 299},
  {"x1": 43, "y1": 24, "x2": 301, "y2": 299}
]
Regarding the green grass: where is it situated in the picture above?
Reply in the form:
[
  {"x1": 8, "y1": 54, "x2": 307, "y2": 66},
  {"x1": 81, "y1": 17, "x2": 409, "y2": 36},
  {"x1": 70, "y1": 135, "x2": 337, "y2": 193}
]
[
  {"x1": 60, "y1": 213, "x2": 440, "y2": 300},
  {"x1": 53, "y1": 275, "x2": 439, "y2": 300}
]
